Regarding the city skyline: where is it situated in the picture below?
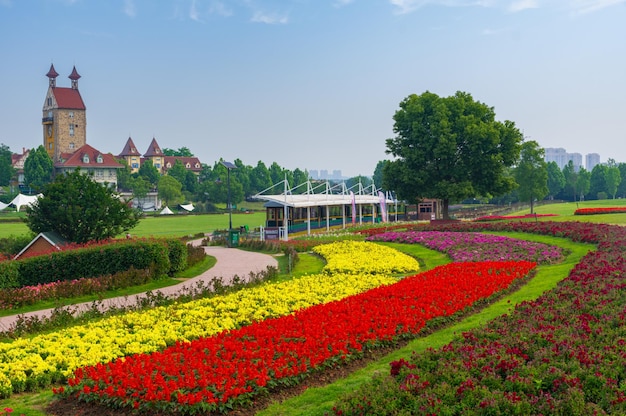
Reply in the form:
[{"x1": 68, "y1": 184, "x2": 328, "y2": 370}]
[{"x1": 1, "y1": 1, "x2": 625, "y2": 178}]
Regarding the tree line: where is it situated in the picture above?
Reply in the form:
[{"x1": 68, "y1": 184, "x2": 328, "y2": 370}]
[{"x1": 0, "y1": 144, "x2": 376, "y2": 212}]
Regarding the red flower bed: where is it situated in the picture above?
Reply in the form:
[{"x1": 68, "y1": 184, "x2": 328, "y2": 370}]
[
  {"x1": 574, "y1": 207, "x2": 626, "y2": 215},
  {"x1": 58, "y1": 260, "x2": 535, "y2": 413}
]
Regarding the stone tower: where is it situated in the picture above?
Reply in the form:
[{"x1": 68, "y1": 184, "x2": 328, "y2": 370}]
[{"x1": 42, "y1": 64, "x2": 87, "y2": 162}]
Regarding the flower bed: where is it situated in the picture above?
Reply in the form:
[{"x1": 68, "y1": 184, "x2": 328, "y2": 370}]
[
  {"x1": 367, "y1": 231, "x2": 565, "y2": 264},
  {"x1": 56, "y1": 260, "x2": 535, "y2": 413},
  {"x1": 574, "y1": 207, "x2": 626, "y2": 215},
  {"x1": 313, "y1": 240, "x2": 420, "y2": 274},
  {"x1": 333, "y1": 221, "x2": 626, "y2": 414},
  {"x1": 0, "y1": 241, "x2": 404, "y2": 398}
]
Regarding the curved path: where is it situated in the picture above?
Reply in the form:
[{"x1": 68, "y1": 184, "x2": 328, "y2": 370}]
[{"x1": 0, "y1": 244, "x2": 278, "y2": 331}]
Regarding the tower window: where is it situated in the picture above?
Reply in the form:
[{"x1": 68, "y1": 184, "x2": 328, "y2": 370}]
[
  {"x1": 47, "y1": 97, "x2": 52, "y2": 106},
  {"x1": 69, "y1": 124, "x2": 74, "y2": 136},
  {"x1": 69, "y1": 111, "x2": 74, "y2": 118},
  {"x1": 69, "y1": 142, "x2": 75, "y2": 150}
]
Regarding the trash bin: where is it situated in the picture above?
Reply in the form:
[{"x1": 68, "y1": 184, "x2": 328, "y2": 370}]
[{"x1": 228, "y1": 229, "x2": 240, "y2": 247}]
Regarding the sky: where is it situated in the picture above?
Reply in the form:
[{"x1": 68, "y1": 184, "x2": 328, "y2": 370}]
[{"x1": 1, "y1": 0, "x2": 625, "y2": 178}]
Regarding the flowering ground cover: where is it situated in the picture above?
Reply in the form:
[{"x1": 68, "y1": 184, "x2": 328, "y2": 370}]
[
  {"x1": 574, "y1": 206, "x2": 626, "y2": 215},
  {"x1": 0, "y1": 242, "x2": 416, "y2": 399},
  {"x1": 332, "y1": 221, "x2": 626, "y2": 415},
  {"x1": 367, "y1": 231, "x2": 565, "y2": 264},
  {"x1": 55, "y1": 260, "x2": 535, "y2": 413}
]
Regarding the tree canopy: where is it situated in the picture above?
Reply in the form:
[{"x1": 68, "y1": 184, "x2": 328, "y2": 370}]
[
  {"x1": 0, "y1": 144, "x2": 15, "y2": 187},
  {"x1": 25, "y1": 169, "x2": 140, "y2": 243},
  {"x1": 383, "y1": 91, "x2": 522, "y2": 218},
  {"x1": 24, "y1": 145, "x2": 53, "y2": 192}
]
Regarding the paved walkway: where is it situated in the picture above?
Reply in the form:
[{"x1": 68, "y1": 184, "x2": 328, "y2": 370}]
[{"x1": 0, "y1": 244, "x2": 278, "y2": 331}]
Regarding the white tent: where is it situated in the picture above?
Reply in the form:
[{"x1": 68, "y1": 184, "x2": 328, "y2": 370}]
[
  {"x1": 9, "y1": 193, "x2": 42, "y2": 212},
  {"x1": 160, "y1": 206, "x2": 174, "y2": 215},
  {"x1": 0, "y1": 201, "x2": 8, "y2": 211},
  {"x1": 179, "y1": 203, "x2": 194, "y2": 212}
]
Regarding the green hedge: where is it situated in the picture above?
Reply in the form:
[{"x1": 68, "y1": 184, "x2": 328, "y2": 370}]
[
  {"x1": 3, "y1": 239, "x2": 187, "y2": 288},
  {"x1": 0, "y1": 261, "x2": 19, "y2": 290}
]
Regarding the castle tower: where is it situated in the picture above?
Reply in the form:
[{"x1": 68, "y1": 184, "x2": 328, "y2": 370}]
[
  {"x1": 143, "y1": 137, "x2": 164, "y2": 173},
  {"x1": 117, "y1": 136, "x2": 142, "y2": 173},
  {"x1": 42, "y1": 64, "x2": 87, "y2": 162}
]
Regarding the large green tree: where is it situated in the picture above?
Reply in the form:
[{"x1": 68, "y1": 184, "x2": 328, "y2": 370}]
[
  {"x1": 24, "y1": 145, "x2": 53, "y2": 192},
  {"x1": 25, "y1": 169, "x2": 140, "y2": 243},
  {"x1": 383, "y1": 91, "x2": 522, "y2": 219},
  {"x1": 617, "y1": 163, "x2": 626, "y2": 198},
  {"x1": 0, "y1": 144, "x2": 15, "y2": 186},
  {"x1": 514, "y1": 141, "x2": 548, "y2": 213},
  {"x1": 546, "y1": 161, "x2": 565, "y2": 200}
]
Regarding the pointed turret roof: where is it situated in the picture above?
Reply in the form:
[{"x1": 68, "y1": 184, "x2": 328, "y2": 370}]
[
  {"x1": 118, "y1": 137, "x2": 141, "y2": 157},
  {"x1": 68, "y1": 66, "x2": 81, "y2": 81},
  {"x1": 46, "y1": 64, "x2": 59, "y2": 79},
  {"x1": 143, "y1": 137, "x2": 163, "y2": 157}
]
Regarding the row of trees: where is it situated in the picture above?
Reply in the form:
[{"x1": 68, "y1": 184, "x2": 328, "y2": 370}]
[{"x1": 1, "y1": 143, "x2": 378, "y2": 212}]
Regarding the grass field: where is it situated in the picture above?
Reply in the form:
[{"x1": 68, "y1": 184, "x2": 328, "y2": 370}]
[
  {"x1": 511, "y1": 199, "x2": 626, "y2": 224},
  {"x1": 0, "y1": 211, "x2": 267, "y2": 239}
]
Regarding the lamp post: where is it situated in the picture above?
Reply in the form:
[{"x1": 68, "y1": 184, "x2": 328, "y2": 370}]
[{"x1": 221, "y1": 161, "x2": 236, "y2": 231}]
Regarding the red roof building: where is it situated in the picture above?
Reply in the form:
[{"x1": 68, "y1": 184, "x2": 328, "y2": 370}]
[{"x1": 56, "y1": 144, "x2": 123, "y2": 188}]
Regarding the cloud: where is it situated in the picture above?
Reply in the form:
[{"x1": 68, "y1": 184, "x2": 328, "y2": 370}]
[
  {"x1": 387, "y1": 0, "x2": 498, "y2": 15},
  {"x1": 569, "y1": 0, "x2": 626, "y2": 15},
  {"x1": 123, "y1": 0, "x2": 136, "y2": 17},
  {"x1": 207, "y1": 0, "x2": 233, "y2": 17},
  {"x1": 250, "y1": 10, "x2": 289, "y2": 24},
  {"x1": 508, "y1": 0, "x2": 539, "y2": 12}
]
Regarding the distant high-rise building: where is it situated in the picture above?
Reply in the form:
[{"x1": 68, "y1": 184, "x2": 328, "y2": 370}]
[
  {"x1": 544, "y1": 148, "x2": 568, "y2": 170},
  {"x1": 320, "y1": 169, "x2": 329, "y2": 179},
  {"x1": 309, "y1": 169, "x2": 319, "y2": 180},
  {"x1": 568, "y1": 153, "x2": 583, "y2": 172},
  {"x1": 586, "y1": 153, "x2": 601, "y2": 171},
  {"x1": 332, "y1": 170, "x2": 342, "y2": 180}
]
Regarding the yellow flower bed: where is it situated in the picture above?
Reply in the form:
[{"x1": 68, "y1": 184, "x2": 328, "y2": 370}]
[
  {"x1": 0, "y1": 241, "x2": 406, "y2": 396},
  {"x1": 314, "y1": 240, "x2": 420, "y2": 275}
]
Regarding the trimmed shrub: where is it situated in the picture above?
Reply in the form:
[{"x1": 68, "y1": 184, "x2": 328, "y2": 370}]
[{"x1": 9, "y1": 239, "x2": 173, "y2": 288}]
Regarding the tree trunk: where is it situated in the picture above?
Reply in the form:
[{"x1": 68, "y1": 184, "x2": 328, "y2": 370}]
[{"x1": 442, "y1": 198, "x2": 450, "y2": 220}]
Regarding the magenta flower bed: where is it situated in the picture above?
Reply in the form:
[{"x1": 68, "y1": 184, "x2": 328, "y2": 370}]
[
  {"x1": 367, "y1": 231, "x2": 565, "y2": 264},
  {"x1": 334, "y1": 221, "x2": 626, "y2": 414}
]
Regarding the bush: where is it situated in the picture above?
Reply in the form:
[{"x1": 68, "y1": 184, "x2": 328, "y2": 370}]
[
  {"x1": 0, "y1": 234, "x2": 34, "y2": 257},
  {"x1": 0, "y1": 261, "x2": 19, "y2": 289}
]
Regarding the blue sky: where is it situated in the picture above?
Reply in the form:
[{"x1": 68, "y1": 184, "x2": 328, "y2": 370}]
[{"x1": 1, "y1": 0, "x2": 625, "y2": 178}]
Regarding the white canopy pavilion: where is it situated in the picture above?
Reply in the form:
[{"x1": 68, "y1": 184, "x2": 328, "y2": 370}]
[{"x1": 253, "y1": 180, "x2": 396, "y2": 240}]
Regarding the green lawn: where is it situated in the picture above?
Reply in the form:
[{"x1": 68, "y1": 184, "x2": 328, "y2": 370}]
[
  {"x1": 0, "y1": 212, "x2": 267, "y2": 239},
  {"x1": 515, "y1": 199, "x2": 626, "y2": 224}
]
